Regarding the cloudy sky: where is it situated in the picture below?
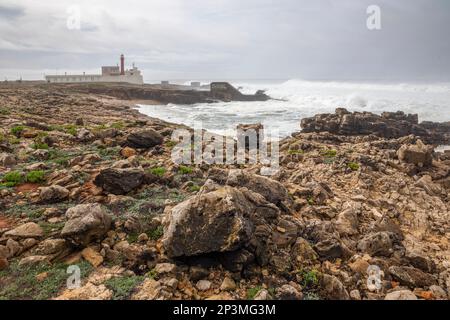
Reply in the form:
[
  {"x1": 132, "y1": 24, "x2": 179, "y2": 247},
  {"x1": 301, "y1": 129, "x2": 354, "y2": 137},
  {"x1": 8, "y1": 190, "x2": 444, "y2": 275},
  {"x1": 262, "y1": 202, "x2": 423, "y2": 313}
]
[{"x1": 0, "y1": 0, "x2": 449, "y2": 81}]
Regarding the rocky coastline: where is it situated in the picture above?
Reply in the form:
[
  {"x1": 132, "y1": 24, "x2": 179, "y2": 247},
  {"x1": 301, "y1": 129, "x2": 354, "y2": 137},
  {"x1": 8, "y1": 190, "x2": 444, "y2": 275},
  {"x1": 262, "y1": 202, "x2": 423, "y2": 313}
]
[{"x1": 0, "y1": 83, "x2": 449, "y2": 300}]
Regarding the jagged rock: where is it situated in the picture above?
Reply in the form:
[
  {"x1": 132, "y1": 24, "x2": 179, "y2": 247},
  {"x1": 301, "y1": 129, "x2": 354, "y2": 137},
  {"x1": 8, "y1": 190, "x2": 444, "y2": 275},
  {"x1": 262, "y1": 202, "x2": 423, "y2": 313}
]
[
  {"x1": 320, "y1": 274, "x2": 350, "y2": 300},
  {"x1": 335, "y1": 207, "x2": 359, "y2": 236},
  {"x1": 275, "y1": 284, "x2": 303, "y2": 300},
  {"x1": 61, "y1": 203, "x2": 112, "y2": 246},
  {"x1": 389, "y1": 266, "x2": 436, "y2": 288},
  {"x1": 18, "y1": 255, "x2": 49, "y2": 267},
  {"x1": 81, "y1": 247, "x2": 104, "y2": 267},
  {"x1": 32, "y1": 238, "x2": 69, "y2": 258},
  {"x1": 77, "y1": 128, "x2": 95, "y2": 142},
  {"x1": 226, "y1": 169, "x2": 290, "y2": 207},
  {"x1": 384, "y1": 289, "x2": 417, "y2": 300},
  {"x1": 0, "y1": 153, "x2": 16, "y2": 167},
  {"x1": 131, "y1": 278, "x2": 171, "y2": 300},
  {"x1": 126, "y1": 129, "x2": 164, "y2": 149},
  {"x1": 94, "y1": 167, "x2": 145, "y2": 195},
  {"x1": 357, "y1": 231, "x2": 395, "y2": 256},
  {"x1": 397, "y1": 139, "x2": 433, "y2": 166},
  {"x1": 55, "y1": 283, "x2": 113, "y2": 300},
  {"x1": 301, "y1": 108, "x2": 432, "y2": 141},
  {"x1": 415, "y1": 175, "x2": 442, "y2": 196},
  {"x1": 38, "y1": 185, "x2": 69, "y2": 203},
  {"x1": 196, "y1": 280, "x2": 212, "y2": 291},
  {"x1": 220, "y1": 277, "x2": 237, "y2": 291},
  {"x1": 291, "y1": 238, "x2": 319, "y2": 268},
  {"x1": 4, "y1": 222, "x2": 43, "y2": 239},
  {"x1": 162, "y1": 186, "x2": 279, "y2": 258},
  {"x1": 350, "y1": 289, "x2": 362, "y2": 300},
  {"x1": 271, "y1": 219, "x2": 298, "y2": 247}
]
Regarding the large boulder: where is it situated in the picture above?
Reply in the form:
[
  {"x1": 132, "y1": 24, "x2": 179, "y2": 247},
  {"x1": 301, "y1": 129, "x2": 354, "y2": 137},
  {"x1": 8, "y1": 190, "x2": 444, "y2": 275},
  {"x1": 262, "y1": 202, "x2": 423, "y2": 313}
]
[
  {"x1": 397, "y1": 140, "x2": 433, "y2": 166},
  {"x1": 357, "y1": 231, "x2": 396, "y2": 257},
  {"x1": 126, "y1": 129, "x2": 164, "y2": 149},
  {"x1": 60, "y1": 203, "x2": 112, "y2": 246},
  {"x1": 226, "y1": 169, "x2": 290, "y2": 207},
  {"x1": 162, "y1": 186, "x2": 279, "y2": 258},
  {"x1": 94, "y1": 168, "x2": 145, "y2": 195}
]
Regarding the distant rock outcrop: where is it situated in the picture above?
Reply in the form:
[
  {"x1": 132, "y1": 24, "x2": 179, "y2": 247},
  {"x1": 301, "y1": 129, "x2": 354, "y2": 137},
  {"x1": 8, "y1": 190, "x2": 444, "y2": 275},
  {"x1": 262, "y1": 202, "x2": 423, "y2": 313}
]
[{"x1": 301, "y1": 108, "x2": 449, "y2": 144}]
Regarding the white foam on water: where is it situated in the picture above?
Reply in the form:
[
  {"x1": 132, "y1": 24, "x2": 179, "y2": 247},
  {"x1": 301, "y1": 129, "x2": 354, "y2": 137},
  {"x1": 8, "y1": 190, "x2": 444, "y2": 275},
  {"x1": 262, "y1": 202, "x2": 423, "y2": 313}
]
[{"x1": 138, "y1": 79, "x2": 450, "y2": 138}]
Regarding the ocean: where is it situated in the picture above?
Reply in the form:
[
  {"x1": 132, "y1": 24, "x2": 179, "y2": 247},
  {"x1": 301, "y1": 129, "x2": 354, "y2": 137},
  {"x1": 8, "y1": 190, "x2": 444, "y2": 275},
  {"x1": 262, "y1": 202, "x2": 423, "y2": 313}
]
[{"x1": 137, "y1": 79, "x2": 450, "y2": 139}]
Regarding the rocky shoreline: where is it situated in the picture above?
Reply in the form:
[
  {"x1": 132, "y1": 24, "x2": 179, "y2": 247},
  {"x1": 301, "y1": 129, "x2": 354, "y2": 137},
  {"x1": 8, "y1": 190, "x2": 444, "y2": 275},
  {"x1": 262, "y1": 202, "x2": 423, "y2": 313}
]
[{"x1": 0, "y1": 83, "x2": 449, "y2": 300}]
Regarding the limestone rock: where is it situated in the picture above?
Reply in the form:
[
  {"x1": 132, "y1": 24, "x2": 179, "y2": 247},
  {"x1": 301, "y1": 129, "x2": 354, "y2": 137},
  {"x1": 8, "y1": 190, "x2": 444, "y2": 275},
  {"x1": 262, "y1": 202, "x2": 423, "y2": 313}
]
[
  {"x1": 94, "y1": 167, "x2": 145, "y2": 195},
  {"x1": 320, "y1": 274, "x2": 350, "y2": 300},
  {"x1": 163, "y1": 186, "x2": 279, "y2": 258},
  {"x1": 4, "y1": 222, "x2": 43, "y2": 239},
  {"x1": 384, "y1": 289, "x2": 417, "y2": 300},
  {"x1": 0, "y1": 153, "x2": 16, "y2": 167},
  {"x1": 55, "y1": 283, "x2": 113, "y2": 300},
  {"x1": 61, "y1": 203, "x2": 112, "y2": 246},
  {"x1": 389, "y1": 266, "x2": 436, "y2": 288},
  {"x1": 81, "y1": 247, "x2": 104, "y2": 267},
  {"x1": 38, "y1": 185, "x2": 69, "y2": 203},
  {"x1": 397, "y1": 140, "x2": 433, "y2": 166},
  {"x1": 126, "y1": 129, "x2": 164, "y2": 149},
  {"x1": 357, "y1": 231, "x2": 395, "y2": 257}
]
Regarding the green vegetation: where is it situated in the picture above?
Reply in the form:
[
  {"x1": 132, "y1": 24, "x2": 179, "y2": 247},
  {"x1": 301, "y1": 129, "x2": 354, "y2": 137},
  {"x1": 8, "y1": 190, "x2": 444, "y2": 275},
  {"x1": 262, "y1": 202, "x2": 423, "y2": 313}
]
[
  {"x1": 347, "y1": 162, "x2": 360, "y2": 171},
  {"x1": 178, "y1": 165, "x2": 193, "y2": 175},
  {"x1": 307, "y1": 196, "x2": 315, "y2": 206},
  {"x1": 165, "y1": 140, "x2": 177, "y2": 148},
  {"x1": 2, "y1": 171, "x2": 23, "y2": 187},
  {"x1": 149, "y1": 167, "x2": 166, "y2": 177},
  {"x1": 38, "y1": 221, "x2": 65, "y2": 236},
  {"x1": 32, "y1": 142, "x2": 49, "y2": 150},
  {"x1": 110, "y1": 121, "x2": 125, "y2": 130},
  {"x1": 247, "y1": 286, "x2": 263, "y2": 300},
  {"x1": 300, "y1": 269, "x2": 319, "y2": 288},
  {"x1": 0, "y1": 107, "x2": 10, "y2": 115},
  {"x1": 288, "y1": 149, "x2": 304, "y2": 155},
  {"x1": 322, "y1": 149, "x2": 337, "y2": 157},
  {"x1": 10, "y1": 125, "x2": 26, "y2": 137},
  {"x1": 146, "y1": 268, "x2": 158, "y2": 280},
  {"x1": 26, "y1": 170, "x2": 46, "y2": 183},
  {"x1": 189, "y1": 184, "x2": 201, "y2": 192},
  {"x1": 105, "y1": 275, "x2": 144, "y2": 300},
  {"x1": 0, "y1": 260, "x2": 93, "y2": 300},
  {"x1": 148, "y1": 225, "x2": 164, "y2": 240}
]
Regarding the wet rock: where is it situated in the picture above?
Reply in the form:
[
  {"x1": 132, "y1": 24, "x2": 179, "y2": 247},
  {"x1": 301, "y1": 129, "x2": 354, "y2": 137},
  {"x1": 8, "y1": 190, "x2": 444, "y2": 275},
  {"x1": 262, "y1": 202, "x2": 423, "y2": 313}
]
[
  {"x1": 357, "y1": 231, "x2": 395, "y2": 257},
  {"x1": 94, "y1": 168, "x2": 145, "y2": 195},
  {"x1": 38, "y1": 185, "x2": 70, "y2": 203},
  {"x1": 126, "y1": 129, "x2": 164, "y2": 149},
  {"x1": 397, "y1": 140, "x2": 433, "y2": 167},
  {"x1": 4, "y1": 222, "x2": 43, "y2": 239},
  {"x1": 384, "y1": 289, "x2": 417, "y2": 300},
  {"x1": 61, "y1": 203, "x2": 112, "y2": 246},
  {"x1": 320, "y1": 274, "x2": 350, "y2": 300},
  {"x1": 301, "y1": 108, "x2": 430, "y2": 141},
  {"x1": 389, "y1": 266, "x2": 436, "y2": 288},
  {"x1": 163, "y1": 186, "x2": 279, "y2": 258}
]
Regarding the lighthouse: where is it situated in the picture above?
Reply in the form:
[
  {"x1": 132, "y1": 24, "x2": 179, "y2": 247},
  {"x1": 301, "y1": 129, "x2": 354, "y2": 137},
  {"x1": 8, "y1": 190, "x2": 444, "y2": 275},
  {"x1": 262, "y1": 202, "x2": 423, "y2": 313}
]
[{"x1": 120, "y1": 54, "x2": 125, "y2": 75}]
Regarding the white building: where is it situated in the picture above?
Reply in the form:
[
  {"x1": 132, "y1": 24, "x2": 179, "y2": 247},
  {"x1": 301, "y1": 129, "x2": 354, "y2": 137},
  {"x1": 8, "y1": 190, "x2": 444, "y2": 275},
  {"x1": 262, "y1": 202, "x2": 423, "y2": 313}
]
[{"x1": 45, "y1": 54, "x2": 144, "y2": 85}]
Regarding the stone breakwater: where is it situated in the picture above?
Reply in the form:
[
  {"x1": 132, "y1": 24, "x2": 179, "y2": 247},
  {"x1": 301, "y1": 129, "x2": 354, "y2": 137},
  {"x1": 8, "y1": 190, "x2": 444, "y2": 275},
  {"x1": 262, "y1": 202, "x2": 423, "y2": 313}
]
[{"x1": 0, "y1": 83, "x2": 449, "y2": 300}]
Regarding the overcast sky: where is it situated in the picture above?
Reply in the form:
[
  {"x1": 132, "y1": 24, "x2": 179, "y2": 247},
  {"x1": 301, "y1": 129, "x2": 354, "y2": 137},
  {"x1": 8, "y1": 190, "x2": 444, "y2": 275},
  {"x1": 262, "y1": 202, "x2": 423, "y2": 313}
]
[{"x1": 0, "y1": 0, "x2": 449, "y2": 81}]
